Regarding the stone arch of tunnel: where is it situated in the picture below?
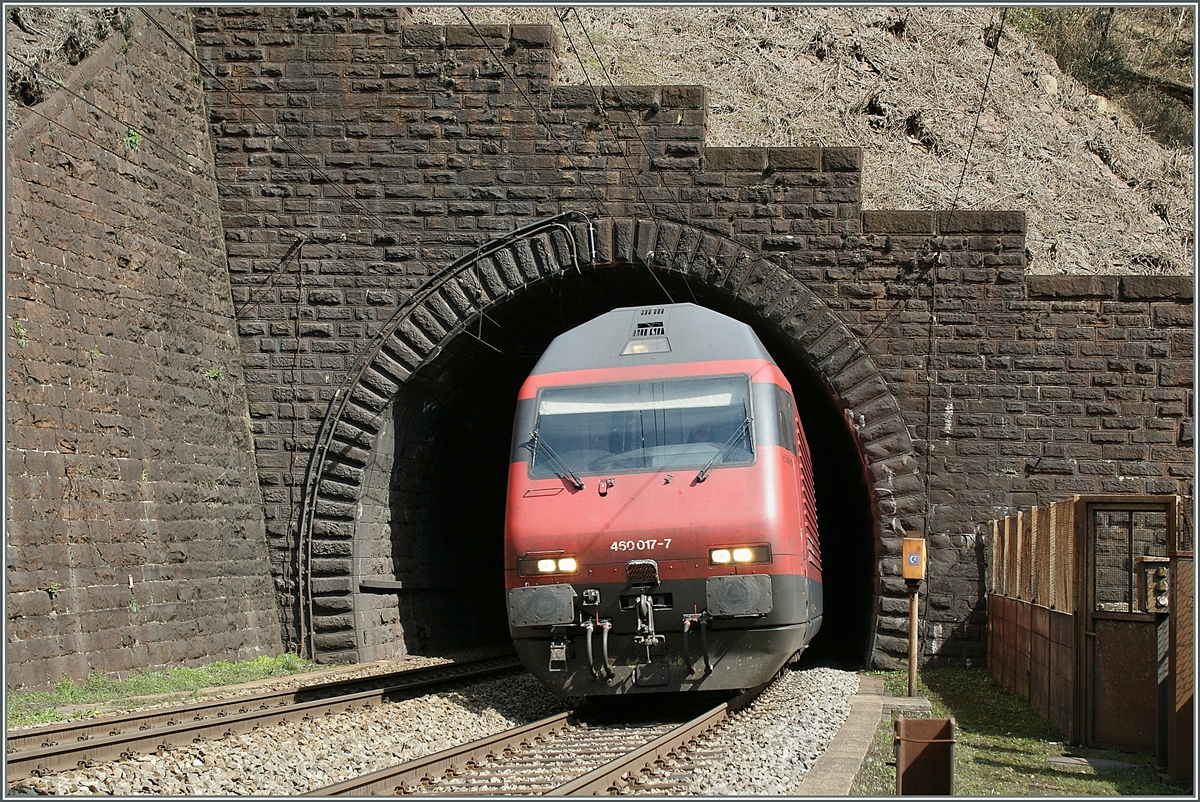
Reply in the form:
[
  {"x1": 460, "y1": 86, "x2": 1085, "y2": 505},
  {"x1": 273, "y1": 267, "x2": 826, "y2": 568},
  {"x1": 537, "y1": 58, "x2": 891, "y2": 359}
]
[{"x1": 302, "y1": 217, "x2": 925, "y2": 669}]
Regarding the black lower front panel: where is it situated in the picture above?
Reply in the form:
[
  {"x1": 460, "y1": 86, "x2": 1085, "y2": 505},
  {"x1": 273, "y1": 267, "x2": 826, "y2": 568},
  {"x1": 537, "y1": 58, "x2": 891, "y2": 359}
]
[
  {"x1": 509, "y1": 574, "x2": 822, "y2": 696},
  {"x1": 514, "y1": 622, "x2": 815, "y2": 695}
]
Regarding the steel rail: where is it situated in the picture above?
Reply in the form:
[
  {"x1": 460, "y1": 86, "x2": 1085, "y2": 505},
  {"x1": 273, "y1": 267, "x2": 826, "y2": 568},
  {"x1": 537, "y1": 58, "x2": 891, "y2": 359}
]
[
  {"x1": 305, "y1": 711, "x2": 578, "y2": 796},
  {"x1": 6, "y1": 657, "x2": 520, "y2": 782},
  {"x1": 6, "y1": 656, "x2": 517, "y2": 753},
  {"x1": 551, "y1": 682, "x2": 766, "y2": 796},
  {"x1": 309, "y1": 679, "x2": 771, "y2": 796}
]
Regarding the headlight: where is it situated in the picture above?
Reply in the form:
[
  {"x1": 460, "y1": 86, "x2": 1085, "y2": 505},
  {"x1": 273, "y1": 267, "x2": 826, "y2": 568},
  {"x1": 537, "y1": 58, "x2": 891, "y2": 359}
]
[
  {"x1": 519, "y1": 554, "x2": 580, "y2": 576},
  {"x1": 708, "y1": 544, "x2": 771, "y2": 566}
]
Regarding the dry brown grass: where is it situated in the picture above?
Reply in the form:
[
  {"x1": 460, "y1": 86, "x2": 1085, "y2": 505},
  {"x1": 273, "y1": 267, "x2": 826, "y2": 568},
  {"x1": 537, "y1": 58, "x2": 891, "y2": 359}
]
[
  {"x1": 418, "y1": 6, "x2": 1193, "y2": 276},
  {"x1": 7, "y1": 7, "x2": 1191, "y2": 276},
  {"x1": 4, "y1": 7, "x2": 131, "y2": 131}
]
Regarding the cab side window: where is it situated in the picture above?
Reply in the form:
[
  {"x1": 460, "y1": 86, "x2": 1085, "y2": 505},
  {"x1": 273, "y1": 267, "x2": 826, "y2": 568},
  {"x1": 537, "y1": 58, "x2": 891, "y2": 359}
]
[{"x1": 774, "y1": 385, "x2": 797, "y2": 454}]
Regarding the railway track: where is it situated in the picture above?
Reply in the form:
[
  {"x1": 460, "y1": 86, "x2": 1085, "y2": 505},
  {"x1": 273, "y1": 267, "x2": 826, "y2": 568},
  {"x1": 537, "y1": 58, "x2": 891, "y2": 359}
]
[
  {"x1": 6, "y1": 654, "x2": 521, "y2": 783},
  {"x1": 308, "y1": 679, "x2": 770, "y2": 795}
]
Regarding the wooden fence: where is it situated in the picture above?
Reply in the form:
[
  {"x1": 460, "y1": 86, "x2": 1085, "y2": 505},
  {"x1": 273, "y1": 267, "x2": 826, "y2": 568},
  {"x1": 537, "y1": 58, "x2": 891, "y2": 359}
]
[
  {"x1": 988, "y1": 499, "x2": 1077, "y2": 735},
  {"x1": 988, "y1": 494, "x2": 1192, "y2": 786},
  {"x1": 989, "y1": 500, "x2": 1076, "y2": 609}
]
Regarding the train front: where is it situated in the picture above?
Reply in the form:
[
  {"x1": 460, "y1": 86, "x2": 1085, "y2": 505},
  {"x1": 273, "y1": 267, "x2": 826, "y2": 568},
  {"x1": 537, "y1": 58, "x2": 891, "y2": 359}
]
[{"x1": 504, "y1": 304, "x2": 822, "y2": 696}]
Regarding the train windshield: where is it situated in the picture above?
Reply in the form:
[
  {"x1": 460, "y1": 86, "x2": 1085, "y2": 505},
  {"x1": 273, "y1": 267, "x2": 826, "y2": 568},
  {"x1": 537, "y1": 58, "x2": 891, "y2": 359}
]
[{"x1": 530, "y1": 375, "x2": 753, "y2": 478}]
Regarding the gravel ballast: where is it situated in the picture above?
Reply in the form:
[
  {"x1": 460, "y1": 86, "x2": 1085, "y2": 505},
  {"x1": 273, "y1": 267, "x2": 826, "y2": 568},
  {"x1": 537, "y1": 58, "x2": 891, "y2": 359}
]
[
  {"x1": 679, "y1": 666, "x2": 859, "y2": 794},
  {"x1": 10, "y1": 666, "x2": 860, "y2": 795},
  {"x1": 11, "y1": 673, "x2": 571, "y2": 796}
]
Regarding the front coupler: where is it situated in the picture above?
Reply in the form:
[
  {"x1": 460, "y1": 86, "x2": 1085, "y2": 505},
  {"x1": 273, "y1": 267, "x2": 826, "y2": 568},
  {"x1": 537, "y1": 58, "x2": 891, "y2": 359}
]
[{"x1": 681, "y1": 611, "x2": 713, "y2": 676}]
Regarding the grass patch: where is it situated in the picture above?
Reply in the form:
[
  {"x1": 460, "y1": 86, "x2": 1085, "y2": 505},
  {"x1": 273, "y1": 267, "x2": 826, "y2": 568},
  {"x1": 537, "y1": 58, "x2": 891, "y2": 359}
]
[
  {"x1": 7, "y1": 653, "x2": 316, "y2": 729},
  {"x1": 850, "y1": 667, "x2": 1184, "y2": 796}
]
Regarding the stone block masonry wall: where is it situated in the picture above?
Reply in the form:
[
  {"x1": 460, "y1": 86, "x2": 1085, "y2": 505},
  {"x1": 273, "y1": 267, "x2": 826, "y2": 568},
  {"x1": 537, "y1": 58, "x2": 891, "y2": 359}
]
[
  {"x1": 193, "y1": 7, "x2": 871, "y2": 656},
  {"x1": 4, "y1": 8, "x2": 1190, "y2": 684},
  {"x1": 5, "y1": 8, "x2": 282, "y2": 689},
  {"x1": 851, "y1": 213, "x2": 1193, "y2": 660},
  {"x1": 195, "y1": 9, "x2": 1193, "y2": 668}
]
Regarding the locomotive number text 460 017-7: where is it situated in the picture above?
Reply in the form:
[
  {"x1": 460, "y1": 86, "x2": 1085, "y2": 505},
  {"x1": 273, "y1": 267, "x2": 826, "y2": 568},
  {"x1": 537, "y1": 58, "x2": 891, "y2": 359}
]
[{"x1": 610, "y1": 539, "x2": 671, "y2": 552}]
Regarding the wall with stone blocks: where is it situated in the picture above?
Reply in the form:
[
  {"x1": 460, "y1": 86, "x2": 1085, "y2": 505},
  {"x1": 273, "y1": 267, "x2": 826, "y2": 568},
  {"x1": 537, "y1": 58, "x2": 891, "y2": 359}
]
[
  {"x1": 193, "y1": 8, "x2": 1192, "y2": 668},
  {"x1": 6, "y1": 7, "x2": 1190, "y2": 685},
  {"x1": 856, "y1": 213, "x2": 1192, "y2": 660},
  {"x1": 5, "y1": 8, "x2": 282, "y2": 689}
]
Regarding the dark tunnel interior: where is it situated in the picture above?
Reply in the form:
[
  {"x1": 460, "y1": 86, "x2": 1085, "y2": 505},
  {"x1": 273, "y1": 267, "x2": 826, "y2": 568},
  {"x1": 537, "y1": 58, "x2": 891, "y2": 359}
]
[{"x1": 385, "y1": 265, "x2": 876, "y2": 666}]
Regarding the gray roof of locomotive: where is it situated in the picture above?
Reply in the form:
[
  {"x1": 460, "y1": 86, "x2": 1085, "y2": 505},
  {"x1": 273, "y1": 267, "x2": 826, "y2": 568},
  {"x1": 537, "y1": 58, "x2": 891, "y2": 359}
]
[{"x1": 530, "y1": 303, "x2": 776, "y2": 376}]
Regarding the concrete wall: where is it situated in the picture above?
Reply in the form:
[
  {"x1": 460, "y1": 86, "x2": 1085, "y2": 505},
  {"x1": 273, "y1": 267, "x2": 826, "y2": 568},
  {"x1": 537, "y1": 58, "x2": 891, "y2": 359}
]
[{"x1": 5, "y1": 8, "x2": 282, "y2": 689}]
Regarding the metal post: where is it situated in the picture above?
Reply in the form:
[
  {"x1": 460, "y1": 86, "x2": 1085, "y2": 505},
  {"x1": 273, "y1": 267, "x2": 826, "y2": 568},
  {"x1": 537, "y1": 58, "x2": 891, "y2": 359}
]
[
  {"x1": 908, "y1": 579, "x2": 920, "y2": 697},
  {"x1": 901, "y1": 536, "x2": 927, "y2": 697}
]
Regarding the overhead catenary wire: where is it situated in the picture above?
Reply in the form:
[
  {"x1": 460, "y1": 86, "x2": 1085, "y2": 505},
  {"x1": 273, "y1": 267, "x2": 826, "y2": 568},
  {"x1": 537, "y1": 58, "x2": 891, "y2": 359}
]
[
  {"x1": 555, "y1": 15, "x2": 679, "y2": 302},
  {"x1": 458, "y1": 7, "x2": 675, "y2": 305},
  {"x1": 133, "y1": 8, "x2": 414, "y2": 352},
  {"x1": 570, "y1": 8, "x2": 695, "y2": 228},
  {"x1": 456, "y1": 8, "x2": 604, "y2": 202},
  {"x1": 574, "y1": 6, "x2": 714, "y2": 306},
  {"x1": 448, "y1": 8, "x2": 618, "y2": 353},
  {"x1": 560, "y1": 8, "x2": 693, "y2": 304},
  {"x1": 412, "y1": 7, "x2": 1192, "y2": 278}
]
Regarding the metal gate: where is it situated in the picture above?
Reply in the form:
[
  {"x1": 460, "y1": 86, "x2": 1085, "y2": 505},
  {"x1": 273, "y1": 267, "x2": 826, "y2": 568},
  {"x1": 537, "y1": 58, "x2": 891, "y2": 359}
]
[{"x1": 1078, "y1": 497, "x2": 1177, "y2": 754}]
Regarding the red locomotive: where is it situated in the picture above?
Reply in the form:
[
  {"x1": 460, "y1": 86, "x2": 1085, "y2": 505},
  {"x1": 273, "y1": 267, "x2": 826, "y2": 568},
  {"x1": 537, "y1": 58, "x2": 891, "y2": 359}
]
[{"x1": 504, "y1": 303, "x2": 822, "y2": 695}]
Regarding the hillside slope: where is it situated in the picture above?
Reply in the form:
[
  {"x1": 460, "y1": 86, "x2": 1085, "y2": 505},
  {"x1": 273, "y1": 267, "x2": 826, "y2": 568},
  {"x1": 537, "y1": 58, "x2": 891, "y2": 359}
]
[
  {"x1": 6, "y1": 7, "x2": 1191, "y2": 276},
  {"x1": 415, "y1": 6, "x2": 1193, "y2": 276}
]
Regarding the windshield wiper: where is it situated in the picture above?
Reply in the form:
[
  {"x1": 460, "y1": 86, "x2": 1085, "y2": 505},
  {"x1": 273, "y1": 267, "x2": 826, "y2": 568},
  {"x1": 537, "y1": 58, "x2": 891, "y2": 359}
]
[
  {"x1": 525, "y1": 427, "x2": 585, "y2": 489},
  {"x1": 696, "y1": 416, "x2": 751, "y2": 483}
]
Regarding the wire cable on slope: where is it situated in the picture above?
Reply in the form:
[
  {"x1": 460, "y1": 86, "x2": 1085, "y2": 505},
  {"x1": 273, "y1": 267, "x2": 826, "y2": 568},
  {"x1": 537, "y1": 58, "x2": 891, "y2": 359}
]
[
  {"x1": 8, "y1": 106, "x2": 257, "y2": 323},
  {"x1": 558, "y1": 8, "x2": 691, "y2": 303},
  {"x1": 851, "y1": 10, "x2": 1009, "y2": 368},
  {"x1": 6, "y1": 50, "x2": 213, "y2": 179},
  {"x1": 458, "y1": 7, "x2": 675, "y2": 304},
  {"x1": 923, "y1": 7, "x2": 1009, "y2": 528},
  {"x1": 9, "y1": 48, "x2": 313, "y2": 319}
]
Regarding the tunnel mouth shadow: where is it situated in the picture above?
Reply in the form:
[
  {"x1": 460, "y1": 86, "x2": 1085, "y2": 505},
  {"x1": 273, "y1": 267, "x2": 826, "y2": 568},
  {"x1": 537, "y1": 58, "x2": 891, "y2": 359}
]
[{"x1": 374, "y1": 265, "x2": 876, "y2": 667}]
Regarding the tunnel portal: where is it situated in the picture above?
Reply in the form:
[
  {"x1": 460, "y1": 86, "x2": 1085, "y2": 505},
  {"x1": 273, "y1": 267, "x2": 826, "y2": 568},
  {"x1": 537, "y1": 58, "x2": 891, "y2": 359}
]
[{"x1": 348, "y1": 260, "x2": 882, "y2": 667}]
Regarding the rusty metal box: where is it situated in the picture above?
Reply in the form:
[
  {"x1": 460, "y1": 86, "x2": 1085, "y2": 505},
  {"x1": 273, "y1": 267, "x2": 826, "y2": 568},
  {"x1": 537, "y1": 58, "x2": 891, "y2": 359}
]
[{"x1": 895, "y1": 717, "x2": 955, "y2": 795}]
